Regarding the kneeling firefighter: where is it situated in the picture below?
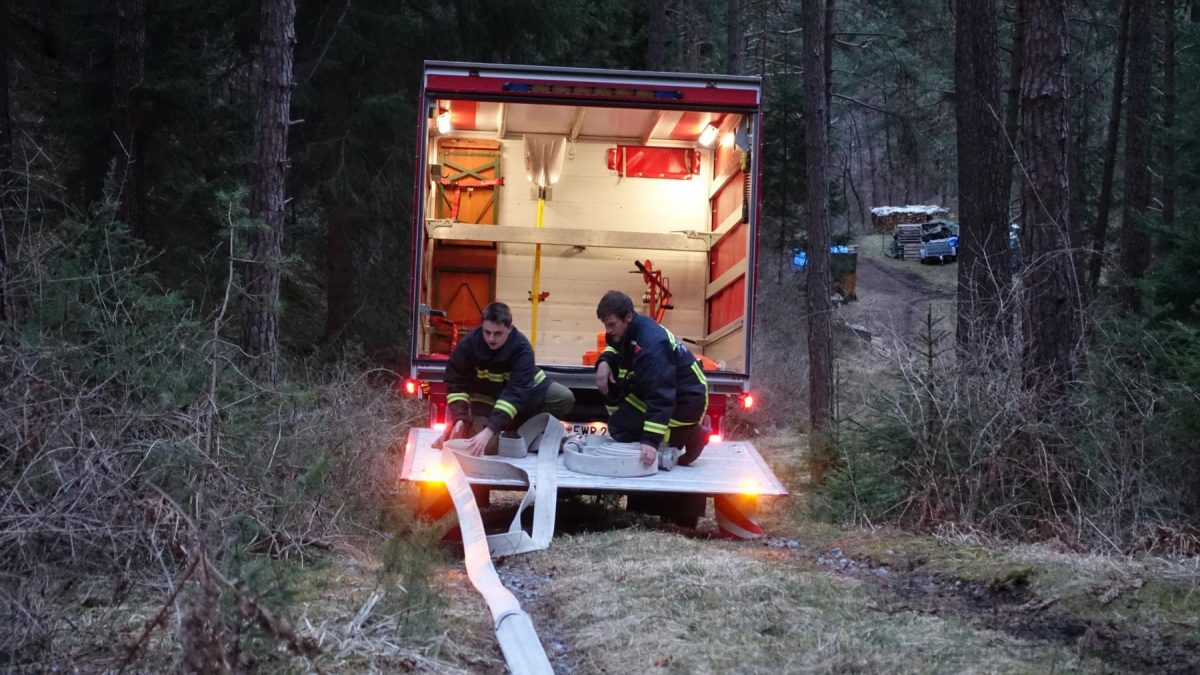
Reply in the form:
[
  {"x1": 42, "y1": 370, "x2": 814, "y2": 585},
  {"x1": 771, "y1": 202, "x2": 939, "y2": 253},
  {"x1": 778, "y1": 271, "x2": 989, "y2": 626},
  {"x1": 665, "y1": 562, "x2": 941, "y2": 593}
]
[{"x1": 593, "y1": 290, "x2": 709, "y2": 470}]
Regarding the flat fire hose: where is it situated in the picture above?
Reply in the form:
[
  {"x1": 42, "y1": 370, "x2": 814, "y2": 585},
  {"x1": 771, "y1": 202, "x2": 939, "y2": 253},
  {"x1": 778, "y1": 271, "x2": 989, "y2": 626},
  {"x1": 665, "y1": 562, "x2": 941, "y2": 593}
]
[
  {"x1": 436, "y1": 414, "x2": 759, "y2": 672},
  {"x1": 440, "y1": 413, "x2": 564, "y2": 675}
]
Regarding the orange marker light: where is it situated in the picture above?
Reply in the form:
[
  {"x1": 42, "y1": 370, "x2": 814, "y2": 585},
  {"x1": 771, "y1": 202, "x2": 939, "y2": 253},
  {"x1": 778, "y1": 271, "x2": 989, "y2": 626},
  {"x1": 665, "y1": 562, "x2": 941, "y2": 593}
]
[
  {"x1": 403, "y1": 379, "x2": 417, "y2": 395},
  {"x1": 708, "y1": 433, "x2": 723, "y2": 444},
  {"x1": 742, "y1": 394, "x2": 754, "y2": 409},
  {"x1": 425, "y1": 461, "x2": 447, "y2": 482},
  {"x1": 740, "y1": 477, "x2": 762, "y2": 495}
]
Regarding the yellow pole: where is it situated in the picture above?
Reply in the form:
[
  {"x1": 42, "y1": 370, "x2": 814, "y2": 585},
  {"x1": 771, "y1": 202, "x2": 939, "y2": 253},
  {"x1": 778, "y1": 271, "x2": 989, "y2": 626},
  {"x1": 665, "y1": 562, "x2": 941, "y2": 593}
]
[{"x1": 530, "y1": 194, "x2": 545, "y2": 349}]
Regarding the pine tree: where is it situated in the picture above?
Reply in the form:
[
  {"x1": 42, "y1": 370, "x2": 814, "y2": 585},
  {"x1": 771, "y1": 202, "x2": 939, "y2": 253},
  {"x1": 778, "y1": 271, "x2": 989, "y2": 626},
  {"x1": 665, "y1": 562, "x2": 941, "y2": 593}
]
[
  {"x1": 1116, "y1": 0, "x2": 1154, "y2": 311},
  {"x1": 242, "y1": 0, "x2": 296, "y2": 381},
  {"x1": 1020, "y1": 0, "x2": 1080, "y2": 400},
  {"x1": 1087, "y1": 0, "x2": 1131, "y2": 293},
  {"x1": 803, "y1": 0, "x2": 834, "y2": 484},
  {"x1": 0, "y1": 0, "x2": 10, "y2": 323},
  {"x1": 954, "y1": 0, "x2": 1011, "y2": 354},
  {"x1": 109, "y1": 0, "x2": 145, "y2": 236}
]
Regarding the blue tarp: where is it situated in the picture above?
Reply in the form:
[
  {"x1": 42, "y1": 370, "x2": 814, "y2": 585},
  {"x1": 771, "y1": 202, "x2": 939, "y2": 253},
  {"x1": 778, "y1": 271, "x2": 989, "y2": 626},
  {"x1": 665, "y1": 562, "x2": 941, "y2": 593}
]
[{"x1": 793, "y1": 245, "x2": 852, "y2": 269}]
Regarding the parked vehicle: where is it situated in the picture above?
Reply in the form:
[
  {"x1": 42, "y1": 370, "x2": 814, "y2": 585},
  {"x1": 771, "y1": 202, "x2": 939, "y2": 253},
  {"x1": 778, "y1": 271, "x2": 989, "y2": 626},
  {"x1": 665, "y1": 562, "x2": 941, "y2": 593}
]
[
  {"x1": 399, "y1": 59, "x2": 780, "y2": 444},
  {"x1": 397, "y1": 62, "x2": 786, "y2": 529}
]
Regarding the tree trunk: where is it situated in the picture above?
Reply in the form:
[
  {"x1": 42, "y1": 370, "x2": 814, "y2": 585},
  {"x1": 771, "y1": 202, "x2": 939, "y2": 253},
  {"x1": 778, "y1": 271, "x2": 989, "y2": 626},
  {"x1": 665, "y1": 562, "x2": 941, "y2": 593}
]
[
  {"x1": 954, "y1": 0, "x2": 1011, "y2": 354},
  {"x1": 1162, "y1": 0, "x2": 1177, "y2": 231},
  {"x1": 1071, "y1": 81, "x2": 1091, "y2": 298},
  {"x1": 0, "y1": 0, "x2": 11, "y2": 323},
  {"x1": 1116, "y1": 0, "x2": 1153, "y2": 312},
  {"x1": 0, "y1": 0, "x2": 9, "y2": 184},
  {"x1": 883, "y1": 123, "x2": 894, "y2": 202},
  {"x1": 323, "y1": 194, "x2": 353, "y2": 344},
  {"x1": 726, "y1": 0, "x2": 743, "y2": 74},
  {"x1": 824, "y1": 0, "x2": 834, "y2": 129},
  {"x1": 1020, "y1": 0, "x2": 1080, "y2": 401},
  {"x1": 866, "y1": 125, "x2": 880, "y2": 208},
  {"x1": 646, "y1": 0, "x2": 667, "y2": 71},
  {"x1": 242, "y1": 0, "x2": 297, "y2": 382},
  {"x1": 110, "y1": 0, "x2": 145, "y2": 236},
  {"x1": 802, "y1": 0, "x2": 834, "y2": 485},
  {"x1": 1087, "y1": 0, "x2": 1130, "y2": 293},
  {"x1": 1003, "y1": 0, "x2": 1026, "y2": 220},
  {"x1": 683, "y1": 4, "x2": 700, "y2": 72}
]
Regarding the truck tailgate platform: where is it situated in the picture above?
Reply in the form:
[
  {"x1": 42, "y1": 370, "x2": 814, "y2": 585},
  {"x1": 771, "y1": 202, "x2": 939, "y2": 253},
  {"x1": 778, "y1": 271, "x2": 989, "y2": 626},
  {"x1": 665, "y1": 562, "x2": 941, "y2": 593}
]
[{"x1": 400, "y1": 427, "x2": 787, "y2": 497}]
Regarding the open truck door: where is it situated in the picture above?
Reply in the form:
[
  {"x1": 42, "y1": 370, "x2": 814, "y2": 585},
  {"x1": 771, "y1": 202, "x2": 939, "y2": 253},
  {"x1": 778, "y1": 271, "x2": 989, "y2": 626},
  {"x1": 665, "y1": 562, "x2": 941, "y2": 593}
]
[
  {"x1": 398, "y1": 62, "x2": 783, "y2": 531},
  {"x1": 406, "y1": 62, "x2": 763, "y2": 432}
]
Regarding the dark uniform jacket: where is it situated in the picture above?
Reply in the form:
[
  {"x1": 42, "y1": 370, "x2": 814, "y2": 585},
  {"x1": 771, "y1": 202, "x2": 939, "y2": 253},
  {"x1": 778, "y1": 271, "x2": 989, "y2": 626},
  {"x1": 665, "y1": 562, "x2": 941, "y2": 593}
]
[
  {"x1": 597, "y1": 314, "x2": 708, "y2": 446},
  {"x1": 445, "y1": 327, "x2": 550, "y2": 433}
]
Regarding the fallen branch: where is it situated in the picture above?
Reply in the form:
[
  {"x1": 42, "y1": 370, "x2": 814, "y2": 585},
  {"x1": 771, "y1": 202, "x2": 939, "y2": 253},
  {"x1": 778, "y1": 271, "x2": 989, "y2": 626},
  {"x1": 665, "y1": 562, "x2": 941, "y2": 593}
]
[
  {"x1": 1096, "y1": 577, "x2": 1144, "y2": 606},
  {"x1": 116, "y1": 554, "x2": 202, "y2": 674}
]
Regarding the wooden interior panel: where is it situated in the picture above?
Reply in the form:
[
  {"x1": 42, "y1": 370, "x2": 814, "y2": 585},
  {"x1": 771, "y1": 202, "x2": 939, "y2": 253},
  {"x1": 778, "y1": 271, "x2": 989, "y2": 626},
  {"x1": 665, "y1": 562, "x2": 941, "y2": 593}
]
[
  {"x1": 435, "y1": 138, "x2": 502, "y2": 227},
  {"x1": 707, "y1": 169, "x2": 747, "y2": 359},
  {"x1": 713, "y1": 137, "x2": 741, "y2": 181},
  {"x1": 491, "y1": 139, "x2": 710, "y2": 365},
  {"x1": 710, "y1": 221, "x2": 747, "y2": 280},
  {"x1": 429, "y1": 261, "x2": 494, "y2": 355},
  {"x1": 710, "y1": 170, "x2": 745, "y2": 232},
  {"x1": 706, "y1": 275, "x2": 745, "y2": 333},
  {"x1": 704, "y1": 325, "x2": 745, "y2": 372},
  {"x1": 420, "y1": 133, "x2": 748, "y2": 374}
]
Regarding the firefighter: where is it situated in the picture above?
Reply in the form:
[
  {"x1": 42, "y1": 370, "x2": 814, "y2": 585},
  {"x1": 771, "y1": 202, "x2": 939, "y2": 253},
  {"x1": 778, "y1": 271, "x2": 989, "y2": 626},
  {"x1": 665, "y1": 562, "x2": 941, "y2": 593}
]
[
  {"x1": 594, "y1": 290, "x2": 709, "y2": 469},
  {"x1": 435, "y1": 302, "x2": 574, "y2": 456}
]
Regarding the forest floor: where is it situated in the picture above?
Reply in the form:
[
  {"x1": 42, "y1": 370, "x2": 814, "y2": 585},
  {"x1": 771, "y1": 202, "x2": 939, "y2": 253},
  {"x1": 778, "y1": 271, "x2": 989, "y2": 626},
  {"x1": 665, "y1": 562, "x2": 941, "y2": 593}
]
[
  {"x1": 75, "y1": 241, "x2": 1199, "y2": 673},
  {"x1": 293, "y1": 452, "x2": 1200, "y2": 674},
  {"x1": 277, "y1": 248, "x2": 1198, "y2": 674}
]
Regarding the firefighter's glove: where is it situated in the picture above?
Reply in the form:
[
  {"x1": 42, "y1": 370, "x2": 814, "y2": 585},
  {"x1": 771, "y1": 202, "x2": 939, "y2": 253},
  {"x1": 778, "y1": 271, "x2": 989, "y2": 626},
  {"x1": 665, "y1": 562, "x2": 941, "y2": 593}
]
[{"x1": 657, "y1": 446, "x2": 682, "y2": 471}]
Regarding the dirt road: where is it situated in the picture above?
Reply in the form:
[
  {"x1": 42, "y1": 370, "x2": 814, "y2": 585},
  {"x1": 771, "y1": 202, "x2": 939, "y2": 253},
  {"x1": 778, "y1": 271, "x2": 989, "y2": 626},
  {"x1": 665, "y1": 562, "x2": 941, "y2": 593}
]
[{"x1": 840, "y1": 246, "x2": 956, "y2": 340}]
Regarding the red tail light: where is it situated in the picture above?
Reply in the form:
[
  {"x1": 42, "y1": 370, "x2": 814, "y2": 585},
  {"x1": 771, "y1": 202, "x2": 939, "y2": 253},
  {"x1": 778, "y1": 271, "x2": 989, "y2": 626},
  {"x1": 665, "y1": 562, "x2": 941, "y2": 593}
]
[
  {"x1": 403, "y1": 378, "x2": 418, "y2": 396},
  {"x1": 742, "y1": 394, "x2": 754, "y2": 409}
]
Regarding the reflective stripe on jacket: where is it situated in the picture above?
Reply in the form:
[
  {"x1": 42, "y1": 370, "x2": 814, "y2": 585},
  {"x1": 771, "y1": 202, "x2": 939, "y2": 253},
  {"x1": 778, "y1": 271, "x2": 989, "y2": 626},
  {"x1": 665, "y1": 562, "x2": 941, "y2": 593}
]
[
  {"x1": 597, "y1": 314, "x2": 708, "y2": 446},
  {"x1": 445, "y1": 327, "x2": 550, "y2": 432}
]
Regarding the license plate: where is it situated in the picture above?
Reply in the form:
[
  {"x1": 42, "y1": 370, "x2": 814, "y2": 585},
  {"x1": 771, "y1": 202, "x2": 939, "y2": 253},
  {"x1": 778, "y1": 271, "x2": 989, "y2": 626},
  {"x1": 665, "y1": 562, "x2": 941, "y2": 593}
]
[{"x1": 563, "y1": 421, "x2": 608, "y2": 436}]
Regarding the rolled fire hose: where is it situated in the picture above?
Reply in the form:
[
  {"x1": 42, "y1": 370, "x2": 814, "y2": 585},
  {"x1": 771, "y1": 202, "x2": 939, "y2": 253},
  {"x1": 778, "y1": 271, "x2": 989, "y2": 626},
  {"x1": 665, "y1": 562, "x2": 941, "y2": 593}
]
[{"x1": 562, "y1": 434, "x2": 660, "y2": 477}]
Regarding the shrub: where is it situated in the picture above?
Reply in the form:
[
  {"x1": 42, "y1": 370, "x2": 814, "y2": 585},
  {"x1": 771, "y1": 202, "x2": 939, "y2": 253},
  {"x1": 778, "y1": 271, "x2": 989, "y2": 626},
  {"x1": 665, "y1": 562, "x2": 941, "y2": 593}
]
[
  {"x1": 0, "y1": 196, "x2": 424, "y2": 667},
  {"x1": 836, "y1": 298, "x2": 1200, "y2": 550}
]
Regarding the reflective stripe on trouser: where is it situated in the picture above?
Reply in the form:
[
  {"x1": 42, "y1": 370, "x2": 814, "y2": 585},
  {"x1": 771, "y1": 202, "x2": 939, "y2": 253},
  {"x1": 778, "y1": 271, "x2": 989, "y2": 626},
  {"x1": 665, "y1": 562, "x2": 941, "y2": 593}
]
[{"x1": 606, "y1": 395, "x2": 706, "y2": 448}]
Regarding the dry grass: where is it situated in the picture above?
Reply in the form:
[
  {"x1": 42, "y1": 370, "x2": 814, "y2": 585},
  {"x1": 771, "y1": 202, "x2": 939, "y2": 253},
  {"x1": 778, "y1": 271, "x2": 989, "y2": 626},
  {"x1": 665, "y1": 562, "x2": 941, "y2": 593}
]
[
  {"x1": 288, "y1": 547, "x2": 501, "y2": 673},
  {"x1": 854, "y1": 233, "x2": 959, "y2": 292},
  {"x1": 520, "y1": 529, "x2": 1077, "y2": 674}
]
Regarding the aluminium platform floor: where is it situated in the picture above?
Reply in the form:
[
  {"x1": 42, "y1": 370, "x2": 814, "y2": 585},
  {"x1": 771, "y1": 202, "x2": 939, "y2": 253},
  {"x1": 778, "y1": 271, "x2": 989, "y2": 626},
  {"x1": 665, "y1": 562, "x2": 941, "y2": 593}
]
[{"x1": 399, "y1": 427, "x2": 788, "y2": 497}]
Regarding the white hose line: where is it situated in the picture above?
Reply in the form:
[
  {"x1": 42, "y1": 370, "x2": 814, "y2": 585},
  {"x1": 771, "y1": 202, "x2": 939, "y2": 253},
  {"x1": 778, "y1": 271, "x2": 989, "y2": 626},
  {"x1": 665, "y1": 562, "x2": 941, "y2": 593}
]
[
  {"x1": 441, "y1": 413, "x2": 564, "y2": 674},
  {"x1": 562, "y1": 434, "x2": 657, "y2": 477}
]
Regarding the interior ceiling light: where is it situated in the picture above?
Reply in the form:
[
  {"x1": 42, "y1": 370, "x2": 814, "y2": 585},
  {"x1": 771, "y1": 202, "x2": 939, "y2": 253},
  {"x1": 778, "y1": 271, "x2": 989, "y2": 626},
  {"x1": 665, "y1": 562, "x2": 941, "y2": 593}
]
[
  {"x1": 698, "y1": 122, "x2": 719, "y2": 147},
  {"x1": 436, "y1": 107, "x2": 452, "y2": 134}
]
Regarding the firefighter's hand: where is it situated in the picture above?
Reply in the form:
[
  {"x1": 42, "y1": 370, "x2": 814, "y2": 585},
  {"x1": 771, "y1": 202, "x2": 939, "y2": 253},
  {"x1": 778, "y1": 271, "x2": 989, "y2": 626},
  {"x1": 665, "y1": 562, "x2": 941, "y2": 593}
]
[
  {"x1": 640, "y1": 443, "x2": 657, "y2": 468},
  {"x1": 596, "y1": 361, "x2": 616, "y2": 396},
  {"x1": 463, "y1": 427, "x2": 494, "y2": 457},
  {"x1": 433, "y1": 420, "x2": 465, "y2": 449}
]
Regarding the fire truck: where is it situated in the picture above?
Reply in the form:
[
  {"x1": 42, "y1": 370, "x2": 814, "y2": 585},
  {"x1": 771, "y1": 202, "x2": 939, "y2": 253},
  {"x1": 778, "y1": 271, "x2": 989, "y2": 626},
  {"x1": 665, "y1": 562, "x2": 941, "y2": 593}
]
[
  {"x1": 402, "y1": 61, "x2": 764, "y2": 428},
  {"x1": 398, "y1": 62, "x2": 783, "y2": 527}
]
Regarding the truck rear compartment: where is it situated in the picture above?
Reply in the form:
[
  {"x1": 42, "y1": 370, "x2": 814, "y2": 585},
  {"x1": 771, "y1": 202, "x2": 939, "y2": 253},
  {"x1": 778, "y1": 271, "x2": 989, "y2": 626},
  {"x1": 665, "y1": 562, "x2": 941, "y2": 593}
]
[
  {"x1": 400, "y1": 64, "x2": 782, "y2": 550},
  {"x1": 413, "y1": 83, "x2": 756, "y2": 383}
]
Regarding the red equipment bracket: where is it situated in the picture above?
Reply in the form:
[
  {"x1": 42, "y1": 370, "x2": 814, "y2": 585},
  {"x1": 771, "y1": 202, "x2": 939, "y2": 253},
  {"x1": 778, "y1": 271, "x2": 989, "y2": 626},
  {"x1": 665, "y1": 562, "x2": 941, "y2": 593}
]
[
  {"x1": 633, "y1": 259, "x2": 672, "y2": 323},
  {"x1": 607, "y1": 146, "x2": 701, "y2": 179}
]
